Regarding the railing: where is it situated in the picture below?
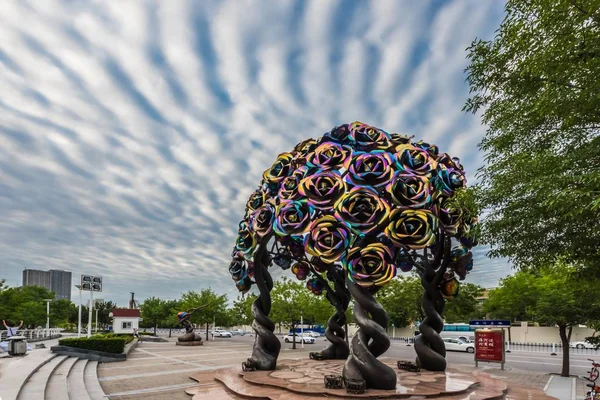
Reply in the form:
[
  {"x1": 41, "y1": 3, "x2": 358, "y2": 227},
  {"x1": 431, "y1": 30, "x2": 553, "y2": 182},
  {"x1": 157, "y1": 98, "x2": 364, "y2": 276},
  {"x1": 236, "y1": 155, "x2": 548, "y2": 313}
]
[
  {"x1": 390, "y1": 336, "x2": 600, "y2": 356},
  {"x1": 0, "y1": 328, "x2": 62, "y2": 342}
]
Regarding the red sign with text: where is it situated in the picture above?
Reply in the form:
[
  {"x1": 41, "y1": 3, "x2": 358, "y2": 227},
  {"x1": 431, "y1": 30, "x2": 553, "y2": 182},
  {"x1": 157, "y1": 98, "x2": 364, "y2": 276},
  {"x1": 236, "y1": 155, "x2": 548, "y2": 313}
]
[{"x1": 475, "y1": 330, "x2": 504, "y2": 363}]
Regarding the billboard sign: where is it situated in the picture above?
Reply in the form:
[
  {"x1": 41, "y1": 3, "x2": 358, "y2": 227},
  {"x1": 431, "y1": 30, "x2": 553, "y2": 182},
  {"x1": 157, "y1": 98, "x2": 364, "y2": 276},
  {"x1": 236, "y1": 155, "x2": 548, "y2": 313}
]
[
  {"x1": 475, "y1": 329, "x2": 505, "y2": 365},
  {"x1": 469, "y1": 320, "x2": 511, "y2": 328},
  {"x1": 81, "y1": 275, "x2": 102, "y2": 292}
]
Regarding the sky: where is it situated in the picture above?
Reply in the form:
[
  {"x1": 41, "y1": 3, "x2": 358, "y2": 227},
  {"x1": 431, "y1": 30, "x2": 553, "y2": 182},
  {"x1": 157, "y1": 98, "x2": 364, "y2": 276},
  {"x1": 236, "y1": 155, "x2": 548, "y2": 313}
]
[{"x1": 0, "y1": 0, "x2": 511, "y2": 307}]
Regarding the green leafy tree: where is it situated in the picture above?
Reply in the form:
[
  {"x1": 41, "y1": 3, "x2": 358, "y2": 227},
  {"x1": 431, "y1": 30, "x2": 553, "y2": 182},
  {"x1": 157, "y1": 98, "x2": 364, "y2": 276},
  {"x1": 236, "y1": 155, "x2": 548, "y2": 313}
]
[
  {"x1": 377, "y1": 275, "x2": 424, "y2": 328},
  {"x1": 231, "y1": 294, "x2": 256, "y2": 326},
  {"x1": 180, "y1": 289, "x2": 228, "y2": 341},
  {"x1": 50, "y1": 299, "x2": 75, "y2": 327},
  {"x1": 483, "y1": 273, "x2": 539, "y2": 322},
  {"x1": 485, "y1": 264, "x2": 600, "y2": 376},
  {"x1": 141, "y1": 297, "x2": 171, "y2": 335},
  {"x1": 444, "y1": 283, "x2": 485, "y2": 324},
  {"x1": 270, "y1": 278, "x2": 332, "y2": 349},
  {"x1": 464, "y1": 0, "x2": 600, "y2": 275}
]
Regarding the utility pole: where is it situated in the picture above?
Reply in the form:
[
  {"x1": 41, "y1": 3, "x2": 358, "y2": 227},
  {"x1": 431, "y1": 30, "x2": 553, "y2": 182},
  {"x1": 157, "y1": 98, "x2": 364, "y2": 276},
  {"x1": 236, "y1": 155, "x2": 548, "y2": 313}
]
[
  {"x1": 44, "y1": 299, "x2": 52, "y2": 331},
  {"x1": 87, "y1": 290, "x2": 94, "y2": 338},
  {"x1": 75, "y1": 285, "x2": 82, "y2": 338}
]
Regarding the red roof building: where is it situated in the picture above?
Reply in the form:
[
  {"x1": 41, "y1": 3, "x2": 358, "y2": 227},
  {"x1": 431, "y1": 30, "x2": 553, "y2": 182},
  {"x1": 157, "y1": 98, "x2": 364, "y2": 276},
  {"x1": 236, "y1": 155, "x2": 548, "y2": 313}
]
[{"x1": 112, "y1": 308, "x2": 141, "y2": 318}]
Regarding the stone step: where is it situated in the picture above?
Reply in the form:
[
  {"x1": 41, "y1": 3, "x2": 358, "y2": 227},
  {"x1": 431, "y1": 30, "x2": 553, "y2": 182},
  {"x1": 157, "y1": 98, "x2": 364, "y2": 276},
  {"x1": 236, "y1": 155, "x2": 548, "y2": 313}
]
[
  {"x1": 67, "y1": 359, "x2": 92, "y2": 400},
  {"x1": 83, "y1": 360, "x2": 106, "y2": 400},
  {"x1": 45, "y1": 356, "x2": 78, "y2": 400},
  {"x1": 17, "y1": 355, "x2": 68, "y2": 400}
]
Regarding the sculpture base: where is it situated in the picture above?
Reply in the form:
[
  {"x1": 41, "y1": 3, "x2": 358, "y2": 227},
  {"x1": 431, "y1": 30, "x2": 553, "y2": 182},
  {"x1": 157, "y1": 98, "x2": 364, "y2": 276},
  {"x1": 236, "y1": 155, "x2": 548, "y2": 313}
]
[
  {"x1": 185, "y1": 358, "x2": 558, "y2": 399},
  {"x1": 176, "y1": 341, "x2": 203, "y2": 346}
]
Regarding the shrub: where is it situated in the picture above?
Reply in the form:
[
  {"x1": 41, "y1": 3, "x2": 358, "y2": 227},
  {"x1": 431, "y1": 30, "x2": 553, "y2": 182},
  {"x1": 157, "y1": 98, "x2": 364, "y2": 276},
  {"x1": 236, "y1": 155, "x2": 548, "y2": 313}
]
[
  {"x1": 58, "y1": 336, "x2": 127, "y2": 354},
  {"x1": 139, "y1": 331, "x2": 154, "y2": 336}
]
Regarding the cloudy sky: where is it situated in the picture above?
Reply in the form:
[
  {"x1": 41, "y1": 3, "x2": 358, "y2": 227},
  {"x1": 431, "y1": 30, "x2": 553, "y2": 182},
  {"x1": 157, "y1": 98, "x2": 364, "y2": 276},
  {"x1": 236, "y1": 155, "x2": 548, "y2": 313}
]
[{"x1": 0, "y1": 0, "x2": 511, "y2": 306}]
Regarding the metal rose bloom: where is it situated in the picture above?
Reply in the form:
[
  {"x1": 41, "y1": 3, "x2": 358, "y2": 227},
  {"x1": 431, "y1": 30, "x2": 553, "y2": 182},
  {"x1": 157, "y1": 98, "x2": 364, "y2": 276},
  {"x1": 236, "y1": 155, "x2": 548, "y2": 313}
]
[
  {"x1": 229, "y1": 255, "x2": 250, "y2": 282},
  {"x1": 311, "y1": 257, "x2": 332, "y2": 273},
  {"x1": 437, "y1": 153, "x2": 464, "y2": 171},
  {"x1": 389, "y1": 133, "x2": 412, "y2": 147},
  {"x1": 246, "y1": 188, "x2": 268, "y2": 215},
  {"x1": 343, "y1": 243, "x2": 396, "y2": 287},
  {"x1": 306, "y1": 142, "x2": 351, "y2": 170},
  {"x1": 413, "y1": 140, "x2": 439, "y2": 158},
  {"x1": 385, "y1": 208, "x2": 438, "y2": 249},
  {"x1": 347, "y1": 121, "x2": 392, "y2": 150},
  {"x1": 344, "y1": 151, "x2": 395, "y2": 188},
  {"x1": 235, "y1": 220, "x2": 256, "y2": 257},
  {"x1": 434, "y1": 164, "x2": 466, "y2": 197},
  {"x1": 458, "y1": 217, "x2": 479, "y2": 249},
  {"x1": 440, "y1": 272, "x2": 460, "y2": 299},
  {"x1": 304, "y1": 215, "x2": 351, "y2": 263},
  {"x1": 298, "y1": 170, "x2": 346, "y2": 210},
  {"x1": 334, "y1": 186, "x2": 391, "y2": 234},
  {"x1": 322, "y1": 124, "x2": 351, "y2": 143},
  {"x1": 394, "y1": 144, "x2": 437, "y2": 176},
  {"x1": 306, "y1": 277, "x2": 324, "y2": 295},
  {"x1": 273, "y1": 200, "x2": 313, "y2": 237},
  {"x1": 386, "y1": 172, "x2": 432, "y2": 208},
  {"x1": 434, "y1": 196, "x2": 462, "y2": 236},
  {"x1": 272, "y1": 250, "x2": 293, "y2": 270},
  {"x1": 449, "y1": 245, "x2": 473, "y2": 280},
  {"x1": 249, "y1": 204, "x2": 275, "y2": 238},
  {"x1": 291, "y1": 260, "x2": 311, "y2": 281},
  {"x1": 262, "y1": 152, "x2": 294, "y2": 184},
  {"x1": 294, "y1": 138, "x2": 319, "y2": 155}
]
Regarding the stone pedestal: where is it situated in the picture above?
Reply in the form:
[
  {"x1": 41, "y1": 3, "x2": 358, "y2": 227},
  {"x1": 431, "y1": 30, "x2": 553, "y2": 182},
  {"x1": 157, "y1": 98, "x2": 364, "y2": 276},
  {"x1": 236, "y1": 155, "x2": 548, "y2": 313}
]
[
  {"x1": 185, "y1": 358, "x2": 558, "y2": 399},
  {"x1": 176, "y1": 341, "x2": 203, "y2": 346}
]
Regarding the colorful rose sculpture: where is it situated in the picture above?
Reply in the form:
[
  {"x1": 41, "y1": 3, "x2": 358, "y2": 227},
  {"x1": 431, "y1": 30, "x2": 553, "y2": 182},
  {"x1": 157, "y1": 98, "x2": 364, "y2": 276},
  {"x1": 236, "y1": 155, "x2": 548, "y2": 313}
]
[
  {"x1": 229, "y1": 122, "x2": 479, "y2": 383},
  {"x1": 231, "y1": 121, "x2": 477, "y2": 290}
]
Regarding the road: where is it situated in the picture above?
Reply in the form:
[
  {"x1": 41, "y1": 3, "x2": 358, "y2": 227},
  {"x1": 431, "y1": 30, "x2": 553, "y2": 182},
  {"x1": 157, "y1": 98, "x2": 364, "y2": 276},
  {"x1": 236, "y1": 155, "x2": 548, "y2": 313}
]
[{"x1": 215, "y1": 334, "x2": 598, "y2": 377}]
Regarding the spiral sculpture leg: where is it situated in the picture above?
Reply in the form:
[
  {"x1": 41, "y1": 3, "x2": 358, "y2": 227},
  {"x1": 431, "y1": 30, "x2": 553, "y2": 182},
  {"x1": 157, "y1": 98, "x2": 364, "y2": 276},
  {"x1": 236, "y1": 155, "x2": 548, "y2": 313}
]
[
  {"x1": 313, "y1": 306, "x2": 349, "y2": 359},
  {"x1": 342, "y1": 276, "x2": 396, "y2": 390},
  {"x1": 244, "y1": 255, "x2": 281, "y2": 371},
  {"x1": 415, "y1": 284, "x2": 446, "y2": 371}
]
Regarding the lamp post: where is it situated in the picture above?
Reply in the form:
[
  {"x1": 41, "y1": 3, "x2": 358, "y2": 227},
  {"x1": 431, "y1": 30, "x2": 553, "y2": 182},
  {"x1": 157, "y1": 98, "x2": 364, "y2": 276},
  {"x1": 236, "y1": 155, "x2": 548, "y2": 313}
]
[
  {"x1": 87, "y1": 289, "x2": 94, "y2": 338},
  {"x1": 75, "y1": 285, "x2": 82, "y2": 338},
  {"x1": 95, "y1": 307, "x2": 99, "y2": 333},
  {"x1": 300, "y1": 311, "x2": 304, "y2": 350},
  {"x1": 43, "y1": 299, "x2": 52, "y2": 332}
]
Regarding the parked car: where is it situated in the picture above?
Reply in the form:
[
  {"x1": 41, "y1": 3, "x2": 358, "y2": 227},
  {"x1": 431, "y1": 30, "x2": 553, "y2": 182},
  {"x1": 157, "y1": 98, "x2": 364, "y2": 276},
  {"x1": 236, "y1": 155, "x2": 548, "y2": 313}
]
[
  {"x1": 231, "y1": 329, "x2": 247, "y2": 336},
  {"x1": 442, "y1": 337, "x2": 475, "y2": 353},
  {"x1": 282, "y1": 334, "x2": 315, "y2": 344},
  {"x1": 570, "y1": 340, "x2": 596, "y2": 349},
  {"x1": 212, "y1": 330, "x2": 232, "y2": 338},
  {"x1": 304, "y1": 331, "x2": 321, "y2": 338}
]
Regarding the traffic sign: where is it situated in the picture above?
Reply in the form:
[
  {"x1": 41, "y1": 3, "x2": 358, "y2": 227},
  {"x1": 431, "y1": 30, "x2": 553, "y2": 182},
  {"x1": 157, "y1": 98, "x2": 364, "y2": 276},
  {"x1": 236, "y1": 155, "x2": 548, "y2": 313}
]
[
  {"x1": 469, "y1": 320, "x2": 510, "y2": 328},
  {"x1": 81, "y1": 275, "x2": 102, "y2": 292}
]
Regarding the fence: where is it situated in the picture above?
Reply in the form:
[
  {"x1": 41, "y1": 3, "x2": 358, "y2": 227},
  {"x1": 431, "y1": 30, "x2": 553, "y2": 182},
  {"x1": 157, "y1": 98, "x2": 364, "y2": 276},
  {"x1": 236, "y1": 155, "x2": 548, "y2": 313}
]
[
  {"x1": 0, "y1": 328, "x2": 62, "y2": 342},
  {"x1": 390, "y1": 336, "x2": 600, "y2": 356}
]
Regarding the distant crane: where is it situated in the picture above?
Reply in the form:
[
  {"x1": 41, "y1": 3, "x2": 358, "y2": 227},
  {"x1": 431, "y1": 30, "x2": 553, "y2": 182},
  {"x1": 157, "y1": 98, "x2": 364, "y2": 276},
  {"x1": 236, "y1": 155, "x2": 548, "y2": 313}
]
[{"x1": 129, "y1": 292, "x2": 138, "y2": 309}]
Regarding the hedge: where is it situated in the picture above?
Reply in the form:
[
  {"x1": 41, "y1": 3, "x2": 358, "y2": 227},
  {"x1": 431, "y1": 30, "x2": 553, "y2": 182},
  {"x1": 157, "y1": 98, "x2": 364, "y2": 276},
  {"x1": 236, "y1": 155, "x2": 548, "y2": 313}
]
[{"x1": 58, "y1": 336, "x2": 127, "y2": 354}]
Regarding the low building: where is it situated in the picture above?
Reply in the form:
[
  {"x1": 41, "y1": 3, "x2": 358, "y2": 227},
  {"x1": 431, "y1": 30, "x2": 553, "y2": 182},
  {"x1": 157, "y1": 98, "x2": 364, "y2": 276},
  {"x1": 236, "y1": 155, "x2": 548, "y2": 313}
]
[{"x1": 111, "y1": 308, "x2": 141, "y2": 334}]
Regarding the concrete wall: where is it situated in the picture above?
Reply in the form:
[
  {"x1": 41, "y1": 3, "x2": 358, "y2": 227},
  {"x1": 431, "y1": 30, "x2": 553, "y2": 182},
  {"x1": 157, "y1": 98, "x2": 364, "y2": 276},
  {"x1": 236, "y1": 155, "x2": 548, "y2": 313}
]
[{"x1": 507, "y1": 322, "x2": 594, "y2": 343}]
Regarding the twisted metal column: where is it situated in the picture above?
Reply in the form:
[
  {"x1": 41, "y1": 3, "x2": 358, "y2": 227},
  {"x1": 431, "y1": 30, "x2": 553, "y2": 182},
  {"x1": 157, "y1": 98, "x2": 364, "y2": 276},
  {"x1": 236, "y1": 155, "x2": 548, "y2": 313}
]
[
  {"x1": 311, "y1": 270, "x2": 350, "y2": 360},
  {"x1": 415, "y1": 237, "x2": 450, "y2": 371},
  {"x1": 342, "y1": 275, "x2": 396, "y2": 390},
  {"x1": 243, "y1": 245, "x2": 281, "y2": 371}
]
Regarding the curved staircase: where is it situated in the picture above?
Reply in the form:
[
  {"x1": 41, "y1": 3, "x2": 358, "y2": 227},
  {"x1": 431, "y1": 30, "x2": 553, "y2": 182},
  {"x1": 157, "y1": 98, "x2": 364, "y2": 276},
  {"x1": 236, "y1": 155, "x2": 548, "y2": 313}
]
[{"x1": 14, "y1": 355, "x2": 107, "y2": 400}]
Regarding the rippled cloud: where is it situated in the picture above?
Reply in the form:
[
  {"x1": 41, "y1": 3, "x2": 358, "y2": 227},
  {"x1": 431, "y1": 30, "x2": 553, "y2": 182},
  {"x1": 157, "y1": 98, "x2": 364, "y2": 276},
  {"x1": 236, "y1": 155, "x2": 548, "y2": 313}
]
[{"x1": 0, "y1": 0, "x2": 509, "y2": 305}]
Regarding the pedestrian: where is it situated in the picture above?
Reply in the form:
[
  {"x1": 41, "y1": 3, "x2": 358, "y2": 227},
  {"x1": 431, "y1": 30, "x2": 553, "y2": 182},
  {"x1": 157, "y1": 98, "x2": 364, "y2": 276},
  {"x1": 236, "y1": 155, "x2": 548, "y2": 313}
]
[{"x1": 3, "y1": 320, "x2": 23, "y2": 337}]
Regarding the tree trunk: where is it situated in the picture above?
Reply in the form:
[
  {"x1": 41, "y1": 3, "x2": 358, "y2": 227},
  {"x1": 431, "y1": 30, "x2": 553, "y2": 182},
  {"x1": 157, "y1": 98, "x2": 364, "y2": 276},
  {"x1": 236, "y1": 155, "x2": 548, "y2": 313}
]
[
  {"x1": 206, "y1": 323, "x2": 209, "y2": 341},
  {"x1": 292, "y1": 323, "x2": 296, "y2": 350},
  {"x1": 559, "y1": 324, "x2": 570, "y2": 377},
  {"x1": 169, "y1": 327, "x2": 172, "y2": 337},
  {"x1": 153, "y1": 324, "x2": 157, "y2": 336}
]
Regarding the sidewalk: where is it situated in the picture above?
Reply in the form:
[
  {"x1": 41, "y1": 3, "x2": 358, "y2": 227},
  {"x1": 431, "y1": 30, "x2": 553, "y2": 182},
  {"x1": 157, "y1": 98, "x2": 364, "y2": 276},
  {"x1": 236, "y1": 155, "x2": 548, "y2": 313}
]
[
  {"x1": 0, "y1": 337, "x2": 61, "y2": 400},
  {"x1": 455, "y1": 363, "x2": 587, "y2": 400}
]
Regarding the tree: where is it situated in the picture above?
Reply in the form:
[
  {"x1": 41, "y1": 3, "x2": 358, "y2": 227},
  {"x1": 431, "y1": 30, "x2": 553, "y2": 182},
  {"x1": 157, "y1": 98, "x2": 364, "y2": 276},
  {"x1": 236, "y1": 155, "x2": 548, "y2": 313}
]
[
  {"x1": 377, "y1": 275, "x2": 424, "y2": 328},
  {"x1": 483, "y1": 273, "x2": 539, "y2": 322},
  {"x1": 141, "y1": 297, "x2": 170, "y2": 335},
  {"x1": 464, "y1": 0, "x2": 600, "y2": 276},
  {"x1": 180, "y1": 289, "x2": 228, "y2": 341},
  {"x1": 485, "y1": 264, "x2": 600, "y2": 376},
  {"x1": 231, "y1": 294, "x2": 256, "y2": 326},
  {"x1": 444, "y1": 283, "x2": 485, "y2": 324},
  {"x1": 270, "y1": 278, "x2": 332, "y2": 349},
  {"x1": 50, "y1": 299, "x2": 75, "y2": 327}
]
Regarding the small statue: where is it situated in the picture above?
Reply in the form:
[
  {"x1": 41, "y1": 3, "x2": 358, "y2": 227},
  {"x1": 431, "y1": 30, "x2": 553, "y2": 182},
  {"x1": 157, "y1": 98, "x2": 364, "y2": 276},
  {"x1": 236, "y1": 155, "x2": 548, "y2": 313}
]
[{"x1": 176, "y1": 310, "x2": 203, "y2": 345}]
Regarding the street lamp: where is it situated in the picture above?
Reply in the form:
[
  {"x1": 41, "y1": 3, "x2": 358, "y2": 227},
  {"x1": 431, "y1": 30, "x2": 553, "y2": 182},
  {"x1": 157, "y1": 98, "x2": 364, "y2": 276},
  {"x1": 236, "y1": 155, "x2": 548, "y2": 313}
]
[
  {"x1": 43, "y1": 299, "x2": 52, "y2": 332},
  {"x1": 75, "y1": 285, "x2": 82, "y2": 338}
]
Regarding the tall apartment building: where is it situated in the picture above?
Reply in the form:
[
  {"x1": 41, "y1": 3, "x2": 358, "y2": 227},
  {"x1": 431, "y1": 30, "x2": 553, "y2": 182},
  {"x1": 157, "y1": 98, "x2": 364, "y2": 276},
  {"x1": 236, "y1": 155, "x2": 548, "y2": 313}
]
[{"x1": 22, "y1": 269, "x2": 72, "y2": 300}]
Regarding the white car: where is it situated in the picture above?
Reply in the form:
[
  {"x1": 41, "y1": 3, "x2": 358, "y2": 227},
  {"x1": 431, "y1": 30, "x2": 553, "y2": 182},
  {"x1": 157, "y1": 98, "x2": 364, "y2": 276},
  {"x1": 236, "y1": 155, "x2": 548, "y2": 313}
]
[
  {"x1": 443, "y1": 337, "x2": 475, "y2": 353},
  {"x1": 282, "y1": 334, "x2": 315, "y2": 344},
  {"x1": 212, "y1": 330, "x2": 232, "y2": 338},
  {"x1": 570, "y1": 341, "x2": 596, "y2": 349},
  {"x1": 304, "y1": 331, "x2": 321, "y2": 338}
]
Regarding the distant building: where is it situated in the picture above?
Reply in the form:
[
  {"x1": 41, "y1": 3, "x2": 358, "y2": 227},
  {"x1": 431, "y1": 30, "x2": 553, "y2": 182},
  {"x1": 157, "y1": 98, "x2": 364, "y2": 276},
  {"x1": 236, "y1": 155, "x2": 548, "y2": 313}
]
[
  {"x1": 22, "y1": 269, "x2": 72, "y2": 300},
  {"x1": 111, "y1": 308, "x2": 141, "y2": 334}
]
